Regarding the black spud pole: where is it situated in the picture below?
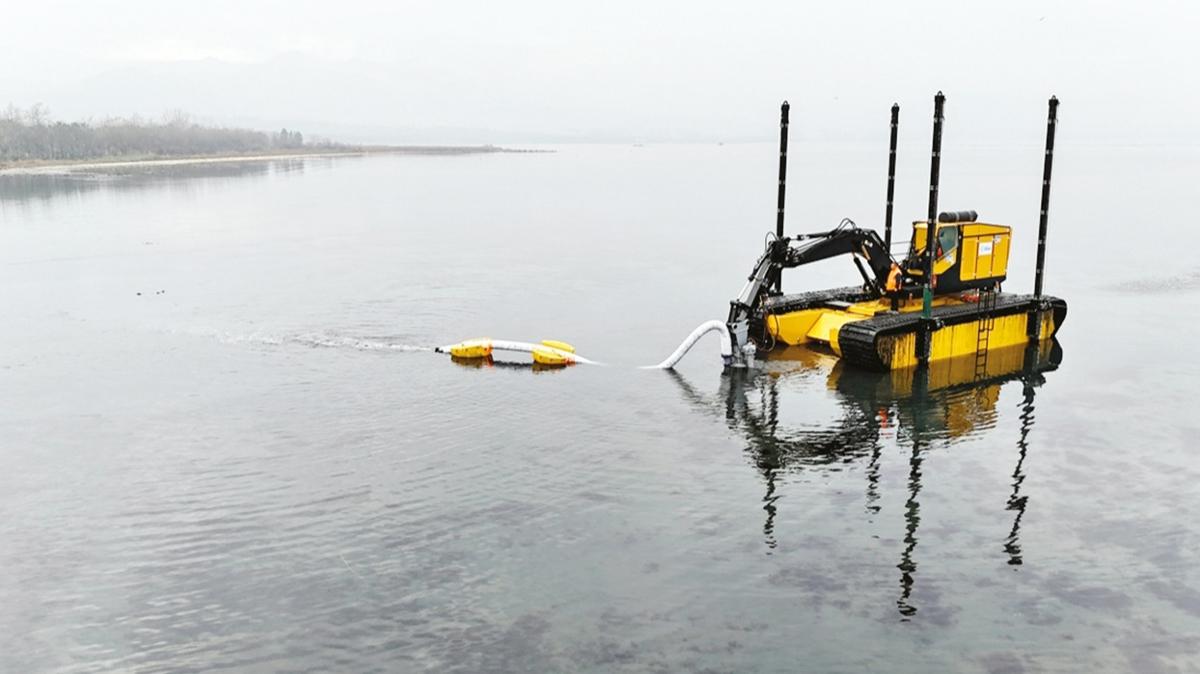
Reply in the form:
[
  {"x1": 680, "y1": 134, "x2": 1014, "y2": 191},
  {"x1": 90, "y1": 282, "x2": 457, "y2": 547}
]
[
  {"x1": 919, "y1": 92, "x2": 945, "y2": 365},
  {"x1": 1033, "y1": 96, "x2": 1058, "y2": 300},
  {"x1": 773, "y1": 101, "x2": 790, "y2": 292},
  {"x1": 885, "y1": 103, "x2": 899, "y2": 251}
]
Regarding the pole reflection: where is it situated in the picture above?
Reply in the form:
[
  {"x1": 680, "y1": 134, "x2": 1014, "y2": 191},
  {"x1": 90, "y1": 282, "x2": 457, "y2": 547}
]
[{"x1": 1005, "y1": 379, "x2": 1038, "y2": 566}]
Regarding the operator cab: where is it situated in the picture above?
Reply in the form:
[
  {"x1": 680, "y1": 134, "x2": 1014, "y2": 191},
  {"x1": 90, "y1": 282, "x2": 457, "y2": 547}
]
[{"x1": 904, "y1": 210, "x2": 1011, "y2": 294}]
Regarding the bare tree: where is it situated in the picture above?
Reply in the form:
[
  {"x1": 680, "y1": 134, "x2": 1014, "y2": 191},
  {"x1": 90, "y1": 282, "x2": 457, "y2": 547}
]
[{"x1": 0, "y1": 106, "x2": 320, "y2": 163}]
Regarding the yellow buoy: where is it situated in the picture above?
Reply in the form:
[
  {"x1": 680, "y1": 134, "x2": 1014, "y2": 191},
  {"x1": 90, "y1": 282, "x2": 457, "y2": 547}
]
[
  {"x1": 447, "y1": 338, "x2": 493, "y2": 359},
  {"x1": 540, "y1": 340, "x2": 575, "y2": 353},
  {"x1": 531, "y1": 346, "x2": 575, "y2": 366}
]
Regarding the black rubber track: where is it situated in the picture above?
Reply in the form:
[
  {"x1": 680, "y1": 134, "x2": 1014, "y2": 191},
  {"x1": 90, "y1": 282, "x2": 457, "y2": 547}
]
[{"x1": 837, "y1": 294, "x2": 1067, "y2": 371}]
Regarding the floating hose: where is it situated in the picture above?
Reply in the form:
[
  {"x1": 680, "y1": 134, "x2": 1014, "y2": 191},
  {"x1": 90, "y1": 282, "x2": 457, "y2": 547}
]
[
  {"x1": 436, "y1": 320, "x2": 733, "y2": 370},
  {"x1": 435, "y1": 339, "x2": 601, "y2": 365},
  {"x1": 640, "y1": 320, "x2": 733, "y2": 370}
]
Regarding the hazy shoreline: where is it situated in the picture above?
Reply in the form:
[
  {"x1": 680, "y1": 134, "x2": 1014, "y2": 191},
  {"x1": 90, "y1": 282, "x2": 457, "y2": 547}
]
[{"x1": 0, "y1": 145, "x2": 540, "y2": 175}]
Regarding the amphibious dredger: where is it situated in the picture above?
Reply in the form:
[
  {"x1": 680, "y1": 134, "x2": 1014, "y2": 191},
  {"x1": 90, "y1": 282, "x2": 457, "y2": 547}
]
[{"x1": 726, "y1": 93, "x2": 1067, "y2": 372}]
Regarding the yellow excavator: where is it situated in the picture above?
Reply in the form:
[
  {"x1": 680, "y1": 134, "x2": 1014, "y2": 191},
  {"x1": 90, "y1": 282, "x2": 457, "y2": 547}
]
[{"x1": 725, "y1": 93, "x2": 1067, "y2": 372}]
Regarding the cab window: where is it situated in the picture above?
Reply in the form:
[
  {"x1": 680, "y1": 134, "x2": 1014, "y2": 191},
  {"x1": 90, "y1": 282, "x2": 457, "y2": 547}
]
[{"x1": 936, "y1": 226, "x2": 959, "y2": 260}]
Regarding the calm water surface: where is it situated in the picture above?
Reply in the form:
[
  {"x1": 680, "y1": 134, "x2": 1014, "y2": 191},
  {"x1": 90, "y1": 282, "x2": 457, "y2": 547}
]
[{"x1": 2, "y1": 143, "x2": 1199, "y2": 672}]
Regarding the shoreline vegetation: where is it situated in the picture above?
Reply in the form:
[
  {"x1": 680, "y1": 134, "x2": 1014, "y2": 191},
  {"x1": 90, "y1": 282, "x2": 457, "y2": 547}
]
[{"x1": 0, "y1": 105, "x2": 542, "y2": 173}]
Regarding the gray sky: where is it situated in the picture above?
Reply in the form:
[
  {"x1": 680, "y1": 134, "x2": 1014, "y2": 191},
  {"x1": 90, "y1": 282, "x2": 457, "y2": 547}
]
[{"x1": 2, "y1": 0, "x2": 1195, "y2": 143}]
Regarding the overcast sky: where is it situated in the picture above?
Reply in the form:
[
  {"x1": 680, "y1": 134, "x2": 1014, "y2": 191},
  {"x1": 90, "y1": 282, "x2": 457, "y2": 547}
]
[{"x1": 2, "y1": 0, "x2": 1195, "y2": 143}]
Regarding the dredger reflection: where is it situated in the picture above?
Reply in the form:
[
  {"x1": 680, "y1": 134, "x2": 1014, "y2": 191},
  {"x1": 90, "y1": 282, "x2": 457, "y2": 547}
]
[{"x1": 669, "y1": 339, "x2": 1062, "y2": 619}]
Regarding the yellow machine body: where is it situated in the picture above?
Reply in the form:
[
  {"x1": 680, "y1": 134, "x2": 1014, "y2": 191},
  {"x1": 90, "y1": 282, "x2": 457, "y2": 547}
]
[
  {"x1": 874, "y1": 309, "x2": 1057, "y2": 369},
  {"x1": 767, "y1": 296, "x2": 966, "y2": 347},
  {"x1": 765, "y1": 292, "x2": 1064, "y2": 371}
]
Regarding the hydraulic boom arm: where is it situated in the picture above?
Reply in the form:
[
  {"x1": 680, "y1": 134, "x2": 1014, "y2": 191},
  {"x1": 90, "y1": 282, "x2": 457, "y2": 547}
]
[{"x1": 726, "y1": 221, "x2": 895, "y2": 365}]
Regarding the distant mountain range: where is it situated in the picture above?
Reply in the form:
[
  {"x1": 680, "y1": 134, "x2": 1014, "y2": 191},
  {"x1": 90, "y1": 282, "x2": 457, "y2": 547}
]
[
  {"x1": 16, "y1": 54, "x2": 765, "y2": 145},
  {"x1": 6, "y1": 53, "x2": 1196, "y2": 147}
]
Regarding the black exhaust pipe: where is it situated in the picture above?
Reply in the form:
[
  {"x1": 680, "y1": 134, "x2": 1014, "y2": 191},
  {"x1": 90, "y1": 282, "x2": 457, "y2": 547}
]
[{"x1": 937, "y1": 209, "x2": 977, "y2": 223}]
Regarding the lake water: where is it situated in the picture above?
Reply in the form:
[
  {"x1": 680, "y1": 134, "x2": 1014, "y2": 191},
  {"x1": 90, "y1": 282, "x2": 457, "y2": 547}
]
[{"x1": 2, "y1": 143, "x2": 1199, "y2": 673}]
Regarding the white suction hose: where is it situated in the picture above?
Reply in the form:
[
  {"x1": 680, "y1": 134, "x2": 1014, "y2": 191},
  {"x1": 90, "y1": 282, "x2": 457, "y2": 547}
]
[
  {"x1": 491, "y1": 340, "x2": 602, "y2": 365},
  {"x1": 641, "y1": 319, "x2": 732, "y2": 370}
]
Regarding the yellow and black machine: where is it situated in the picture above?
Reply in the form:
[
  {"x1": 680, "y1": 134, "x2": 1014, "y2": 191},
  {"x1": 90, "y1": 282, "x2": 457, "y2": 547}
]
[{"x1": 726, "y1": 93, "x2": 1067, "y2": 372}]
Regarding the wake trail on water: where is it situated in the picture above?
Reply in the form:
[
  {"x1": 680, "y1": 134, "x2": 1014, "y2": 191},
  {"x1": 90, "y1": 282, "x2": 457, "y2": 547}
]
[
  {"x1": 1105, "y1": 267, "x2": 1200, "y2": 294},
  {"x1": 196, "y1": 329, "x2": 433, "y2": 353},
  {"x1": 193, "y1": 319, "x2": 730, "y2": 369}
]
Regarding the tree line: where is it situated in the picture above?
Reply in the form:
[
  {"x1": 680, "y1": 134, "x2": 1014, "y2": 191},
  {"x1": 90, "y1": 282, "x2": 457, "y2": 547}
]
[{"x1": 0, "y1": 105, "x2": 323, "y2": 163}]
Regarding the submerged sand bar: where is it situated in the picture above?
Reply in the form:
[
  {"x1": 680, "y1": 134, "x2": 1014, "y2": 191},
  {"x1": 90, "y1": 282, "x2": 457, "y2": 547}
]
[{"x1": 0, "y1": 146, "x2": 533, "y2": 176}]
